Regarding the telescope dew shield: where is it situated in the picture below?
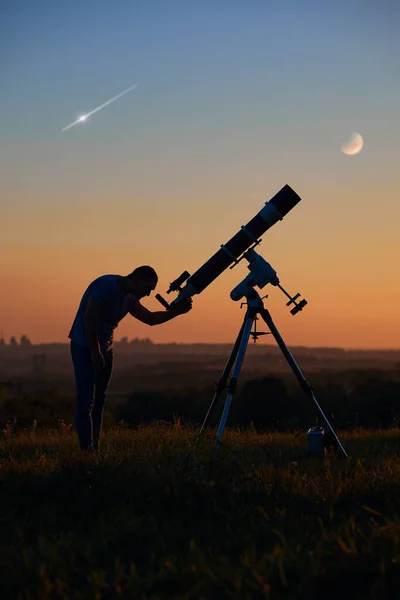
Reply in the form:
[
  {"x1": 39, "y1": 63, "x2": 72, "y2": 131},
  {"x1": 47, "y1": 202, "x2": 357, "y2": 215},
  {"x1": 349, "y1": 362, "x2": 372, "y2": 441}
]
[{"x1": 183, "y1": 184, "x2": 301, "y2": 297}]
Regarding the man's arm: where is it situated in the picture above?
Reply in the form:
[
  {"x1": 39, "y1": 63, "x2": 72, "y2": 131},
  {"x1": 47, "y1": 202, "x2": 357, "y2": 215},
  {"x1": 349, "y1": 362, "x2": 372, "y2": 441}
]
[
  {"x1": 84, "y1": 297, "x2": 104, "y2": 351},
  {"x1": 128, "y1": 295, "x2": 192, "y2": 326}
]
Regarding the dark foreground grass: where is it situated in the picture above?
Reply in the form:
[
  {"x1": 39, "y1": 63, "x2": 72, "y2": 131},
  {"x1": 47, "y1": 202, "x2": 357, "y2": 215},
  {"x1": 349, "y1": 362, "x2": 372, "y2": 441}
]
[{"x1": 1, "y1": 425, "x2": 400, "y2": 599}]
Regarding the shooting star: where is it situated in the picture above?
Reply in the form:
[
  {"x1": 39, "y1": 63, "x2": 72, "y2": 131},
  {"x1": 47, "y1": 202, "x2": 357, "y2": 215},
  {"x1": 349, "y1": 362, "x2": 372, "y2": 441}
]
[{"x1": 61, "y1": 83, "x2": 139, "y2": 132}]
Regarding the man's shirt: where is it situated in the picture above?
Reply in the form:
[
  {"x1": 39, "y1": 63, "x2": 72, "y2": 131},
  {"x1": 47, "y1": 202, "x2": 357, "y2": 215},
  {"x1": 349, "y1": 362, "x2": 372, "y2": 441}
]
[{"x1": 68, "y1": 274, "x2": 130, "y2": 349}]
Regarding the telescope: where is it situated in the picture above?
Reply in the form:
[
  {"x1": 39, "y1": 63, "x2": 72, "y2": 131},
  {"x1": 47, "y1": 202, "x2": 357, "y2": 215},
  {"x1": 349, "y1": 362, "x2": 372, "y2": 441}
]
[
  {"x1": 156, "y1": 184, "x2": 301, "y2": 310},
  {"x1": 156, "y1": 182, "x2": 348, "y2": 459}
]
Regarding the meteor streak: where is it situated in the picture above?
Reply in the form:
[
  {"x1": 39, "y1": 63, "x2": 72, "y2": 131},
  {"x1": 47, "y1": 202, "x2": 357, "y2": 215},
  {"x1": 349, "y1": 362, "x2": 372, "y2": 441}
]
[{"x1": 61, "y1": 83, "x2": 139, "y2": 132}]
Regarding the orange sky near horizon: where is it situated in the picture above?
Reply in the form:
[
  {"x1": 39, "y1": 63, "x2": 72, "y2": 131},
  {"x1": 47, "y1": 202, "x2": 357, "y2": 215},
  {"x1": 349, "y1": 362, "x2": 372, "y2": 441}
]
[{"x1": 1, "y1": 176, "x2": 399, "y2": 350}]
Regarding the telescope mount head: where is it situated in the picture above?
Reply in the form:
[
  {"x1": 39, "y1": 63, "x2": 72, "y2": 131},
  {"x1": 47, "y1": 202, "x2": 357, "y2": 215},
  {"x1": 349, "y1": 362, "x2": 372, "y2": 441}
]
[{"x1": 230, "y1": 249, "x2": 307, "y2": 316}]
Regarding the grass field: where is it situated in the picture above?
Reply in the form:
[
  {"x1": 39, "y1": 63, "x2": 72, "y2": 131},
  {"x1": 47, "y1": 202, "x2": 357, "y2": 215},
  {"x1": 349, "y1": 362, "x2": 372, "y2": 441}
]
[{"x1": 1, "y1": 424, "x2": 400, "y2": 599}]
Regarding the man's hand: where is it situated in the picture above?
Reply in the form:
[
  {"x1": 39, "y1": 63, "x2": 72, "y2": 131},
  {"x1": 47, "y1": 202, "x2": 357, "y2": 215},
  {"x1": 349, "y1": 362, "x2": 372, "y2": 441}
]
[
  {"x1": 91, "y1": 347, "x2": 105, "y2": 371},
  {"x1": 128, "y1": 294, "x2": 193, "y2": 326},
  {"x1": 172, "y1": 298, "x2": 193, "y2": 315}
]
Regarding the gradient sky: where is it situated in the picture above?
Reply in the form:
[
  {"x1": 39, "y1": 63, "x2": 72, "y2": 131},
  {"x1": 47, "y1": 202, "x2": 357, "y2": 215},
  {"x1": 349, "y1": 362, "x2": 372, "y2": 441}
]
[{"x1": 1, "y1": 0, "x2": 399, "y2": 348}]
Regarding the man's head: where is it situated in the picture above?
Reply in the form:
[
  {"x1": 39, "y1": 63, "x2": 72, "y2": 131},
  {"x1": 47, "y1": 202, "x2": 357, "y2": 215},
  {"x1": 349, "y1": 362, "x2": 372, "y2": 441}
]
[{"x1": 124, "y1": 266, "x2": 158, "y2": 299}]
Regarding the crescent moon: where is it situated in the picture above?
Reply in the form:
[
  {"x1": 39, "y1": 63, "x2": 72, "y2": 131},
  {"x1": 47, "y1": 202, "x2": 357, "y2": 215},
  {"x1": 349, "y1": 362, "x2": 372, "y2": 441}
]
[{"x1": 341, "y1": 132, "x2": 364, "y2": 155}]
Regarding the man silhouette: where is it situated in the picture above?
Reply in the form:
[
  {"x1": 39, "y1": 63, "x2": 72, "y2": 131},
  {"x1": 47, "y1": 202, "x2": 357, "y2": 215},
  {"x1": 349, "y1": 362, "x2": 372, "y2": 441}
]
[{"x1": 68, "y1": 266, "x2": 192, "y2": 453}]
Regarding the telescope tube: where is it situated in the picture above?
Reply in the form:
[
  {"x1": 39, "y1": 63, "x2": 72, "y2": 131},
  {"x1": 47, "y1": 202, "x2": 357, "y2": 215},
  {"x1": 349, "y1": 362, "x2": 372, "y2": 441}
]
[{"x1": 175, "y1": 184, "x2": 301, "y2": 301}]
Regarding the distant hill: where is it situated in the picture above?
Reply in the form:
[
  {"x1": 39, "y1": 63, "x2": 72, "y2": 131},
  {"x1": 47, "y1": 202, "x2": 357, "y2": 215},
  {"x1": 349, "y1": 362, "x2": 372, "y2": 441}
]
[{"x1": 1, "y1": 341, "x2": 399, "y2": 381}]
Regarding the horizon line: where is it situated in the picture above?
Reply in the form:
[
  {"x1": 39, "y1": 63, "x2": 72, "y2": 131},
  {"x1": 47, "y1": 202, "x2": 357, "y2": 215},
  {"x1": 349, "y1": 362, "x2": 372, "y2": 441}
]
[{"x1": 1, "y1": 340, "x2": 400, "y2": 352}]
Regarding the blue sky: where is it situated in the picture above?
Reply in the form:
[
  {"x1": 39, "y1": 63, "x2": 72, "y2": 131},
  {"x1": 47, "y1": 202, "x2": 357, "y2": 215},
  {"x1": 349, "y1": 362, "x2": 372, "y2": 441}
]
[
  {"x1": 1, "y1": 0, "x2": 398, "y2": 139},
  {"x1": 1, "y1": 1, "x2": 398, "y2": 208},
  {"x1": 1, "y1": 0, "x2": 399, "y2": 347}
]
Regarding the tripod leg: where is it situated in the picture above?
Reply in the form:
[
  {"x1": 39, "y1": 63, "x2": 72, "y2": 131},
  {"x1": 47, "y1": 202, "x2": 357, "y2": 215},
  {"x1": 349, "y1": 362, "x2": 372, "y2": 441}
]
[
  {"x1": 260, "y1": 308, "x2": 348, "y2": 459},
  {"x1": 216, "y1": 315, "x2": 254, "y2": 448},
  {"x1": 193, "y1": 318, "x2": 248, "y2": 447}
]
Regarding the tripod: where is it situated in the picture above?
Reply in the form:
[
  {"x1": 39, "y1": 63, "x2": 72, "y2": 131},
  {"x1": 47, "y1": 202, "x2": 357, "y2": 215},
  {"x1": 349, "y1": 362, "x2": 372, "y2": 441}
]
[{"x1": 194, "y1": 288, "x2": 348, "y2": 459}]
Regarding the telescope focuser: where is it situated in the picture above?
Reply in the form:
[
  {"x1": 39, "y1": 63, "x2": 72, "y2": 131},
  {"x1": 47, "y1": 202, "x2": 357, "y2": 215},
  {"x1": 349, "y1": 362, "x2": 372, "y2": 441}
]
[
  {"x1": 156, "y1": 270, "x2": 191, "y2": 310},
  {"x1": 167, "y1": 271, "x2": 191, "y2": 294}
]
